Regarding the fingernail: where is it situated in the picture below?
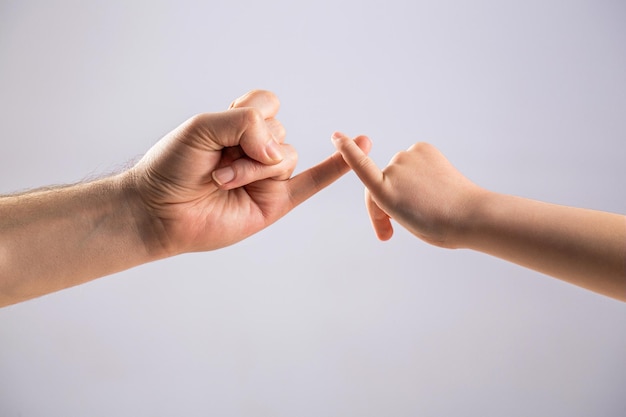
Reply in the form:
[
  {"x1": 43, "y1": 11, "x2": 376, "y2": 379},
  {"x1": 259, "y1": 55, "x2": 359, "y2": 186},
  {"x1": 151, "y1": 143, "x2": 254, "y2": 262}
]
[
  {"x1": 331, "y1": 131, "x2": 344, "y2": 141},
  {"x1": 212, "y1": 166, "x2": 235, "y2": 185},
  {"x1": 266, "y1": 140, "x2": 283, "y2": 162}
]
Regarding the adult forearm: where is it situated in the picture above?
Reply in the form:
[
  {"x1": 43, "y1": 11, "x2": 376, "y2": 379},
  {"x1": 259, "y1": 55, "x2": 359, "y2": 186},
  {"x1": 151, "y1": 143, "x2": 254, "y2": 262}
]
[
  {"x1": 460, "y1": 192, "x2": 626, "y2": 301},
  {"x1": 0, "y1": 174, "x2": 154, "y2": 307}
]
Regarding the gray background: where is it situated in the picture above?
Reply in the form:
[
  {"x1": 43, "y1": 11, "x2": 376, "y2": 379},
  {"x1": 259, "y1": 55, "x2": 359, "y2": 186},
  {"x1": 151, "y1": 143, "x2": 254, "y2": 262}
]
[{"x1": 1, "y1": 1, "x2": 625, "y2": 416}]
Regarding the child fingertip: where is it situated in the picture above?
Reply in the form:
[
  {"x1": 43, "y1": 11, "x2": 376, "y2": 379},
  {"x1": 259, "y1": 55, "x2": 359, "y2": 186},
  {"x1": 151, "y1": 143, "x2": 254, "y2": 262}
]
[{"x1": 331, "y1": 131, "x2": 345, "y2": 141}]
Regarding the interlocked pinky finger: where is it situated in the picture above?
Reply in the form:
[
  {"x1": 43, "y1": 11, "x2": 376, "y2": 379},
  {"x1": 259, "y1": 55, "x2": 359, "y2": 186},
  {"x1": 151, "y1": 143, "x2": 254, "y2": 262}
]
[{"x1": 211, "y1": 144, "x2": 298, "y2": 190}]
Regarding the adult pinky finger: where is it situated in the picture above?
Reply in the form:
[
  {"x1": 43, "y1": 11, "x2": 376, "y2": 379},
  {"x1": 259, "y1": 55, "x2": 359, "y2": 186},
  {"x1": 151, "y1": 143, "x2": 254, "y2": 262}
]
[{"x1": 284, "y1": 135, "x2": 372, "y2": 208}]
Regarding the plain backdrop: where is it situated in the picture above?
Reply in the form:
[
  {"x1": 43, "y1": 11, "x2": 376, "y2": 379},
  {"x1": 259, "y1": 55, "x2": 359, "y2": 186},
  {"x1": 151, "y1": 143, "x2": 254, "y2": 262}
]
[{"x1": 1, "y1": 1, "x2": 625, "y2": 416}]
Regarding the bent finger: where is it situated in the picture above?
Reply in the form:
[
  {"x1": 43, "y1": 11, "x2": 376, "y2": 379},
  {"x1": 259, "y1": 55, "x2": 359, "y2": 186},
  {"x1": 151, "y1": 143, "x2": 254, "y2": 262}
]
[
  {"x1": 212, "y1": 144, "x2": 297, "y2": 190},
  {"x1": 365, "y1": 188, "x2": 394, "y2": 241},
  {"x1": 203, "y1": 108, "x2": 283, "y2": 165},
  {"x1": 229, "y1": 90, "x2": 280, "y2": 120},
  {"x1": 285, "y1": 135, "x2": 372, "y2": 208},
  {"x1": 266, "y1": 118, "x2": 286, "y2": 144},
  {"x1": 331, "y1": 132, "x2": 385, "y2": 195}
]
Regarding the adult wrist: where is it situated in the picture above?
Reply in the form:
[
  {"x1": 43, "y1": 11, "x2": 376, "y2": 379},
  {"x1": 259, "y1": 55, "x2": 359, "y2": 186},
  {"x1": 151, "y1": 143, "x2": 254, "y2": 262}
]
[{"x1": 113, "y1": 171, "x2": 175, "y2": 262}]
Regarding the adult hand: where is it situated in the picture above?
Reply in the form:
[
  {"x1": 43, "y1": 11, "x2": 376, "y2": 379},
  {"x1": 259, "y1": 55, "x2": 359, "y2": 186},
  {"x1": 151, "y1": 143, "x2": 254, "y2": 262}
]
[
  {"x1": 0, "y1": 91, "x2": 371, "y2": 307},
  {"x1": 130, "y1": 91, "x2": 372, "y2": 256}
]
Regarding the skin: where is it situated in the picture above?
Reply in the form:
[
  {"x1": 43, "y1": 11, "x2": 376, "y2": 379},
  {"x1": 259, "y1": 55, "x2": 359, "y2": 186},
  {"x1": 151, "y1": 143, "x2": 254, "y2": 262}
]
[
  {"x1": 331, "y1": 132, "x2": 625, "y2": 302},
  {"x1": 0, "y1": 90, "x2": 371, "y2": 307}
]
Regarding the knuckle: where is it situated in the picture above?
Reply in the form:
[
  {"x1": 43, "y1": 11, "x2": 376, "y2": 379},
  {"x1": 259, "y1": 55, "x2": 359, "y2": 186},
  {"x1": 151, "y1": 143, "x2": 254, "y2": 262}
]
[
  {"x1": 234, "y1": 90, "x2": 279, "y2": 110},
  {"x1": 273, "y1": 147, "x2": 297, "y2": 178},
  {"x1": 277, "y1": 125, "x2": 287, "y2": 141},
  {"x1": 175, "y1": 113, "x2": 211, "y2": 145},
  {"x1": 284, "y1": 144, "x2": 298, "y2": 165},
  {"x1": 232, "y1": 158, "x2": 260, "y2": 182},
  {"x1": 229, "y1": 90, "x2": 255, "y2": 108},
  {"x1": 269, "y1": 119, "x2": 286, "y2": 140},
  {"x1": 390, "y1": 150, "x2": 409, "y2": 164},
  {"x1": 238, "y1": 107, "x2": 265, "y2": 130},
  {"x1": 252, "y1": 89, "x2": 279, "y2": 107},
  {"x1": 185, "y1": 113, "x2": 208, "y2": 128},
  {"x1": 246, "y1": 89, "x2": 266, "y2": 98},
  {"x1": 407, "y1": 141, "x2": 432, "y2": 153}
]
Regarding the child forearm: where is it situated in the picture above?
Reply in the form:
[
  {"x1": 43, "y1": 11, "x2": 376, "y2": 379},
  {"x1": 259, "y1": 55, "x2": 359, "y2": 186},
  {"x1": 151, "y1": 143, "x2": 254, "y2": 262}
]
[{"x1": 461, "y1": 192, "x2": 626, "y2": 301}]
